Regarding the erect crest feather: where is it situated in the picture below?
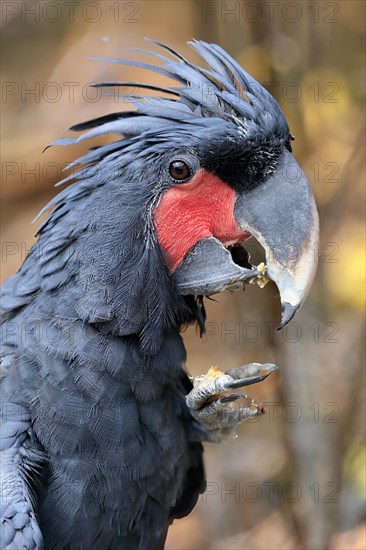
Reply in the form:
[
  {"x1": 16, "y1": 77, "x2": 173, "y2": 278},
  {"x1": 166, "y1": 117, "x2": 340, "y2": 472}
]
[{"x1": 50, "y1": 39, "x2": 288, "y2": 164}]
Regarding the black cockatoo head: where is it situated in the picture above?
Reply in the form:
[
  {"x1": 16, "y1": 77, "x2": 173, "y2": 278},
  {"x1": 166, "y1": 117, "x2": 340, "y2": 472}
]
[{"x1": 39, "y1": 40, "x2": 318, "y2": 350}]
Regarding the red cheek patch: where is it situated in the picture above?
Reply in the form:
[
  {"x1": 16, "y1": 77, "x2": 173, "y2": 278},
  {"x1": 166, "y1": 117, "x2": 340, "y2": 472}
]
[{"x1": 153, "y1": 169, "x2": 249, "y2": 272}]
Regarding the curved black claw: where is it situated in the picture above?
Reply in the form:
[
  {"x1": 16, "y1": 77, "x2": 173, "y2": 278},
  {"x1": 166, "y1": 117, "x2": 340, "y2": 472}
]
[
  {"x1": 224, "y1": 363, "x2": 278, "y2": 388},
  {"x1": 186, "y1": 362, "x2": 278, "y2": 443}
]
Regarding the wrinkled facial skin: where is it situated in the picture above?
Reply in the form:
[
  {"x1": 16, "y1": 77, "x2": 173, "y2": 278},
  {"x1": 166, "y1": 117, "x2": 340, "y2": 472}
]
[
  {"x1": 154, "y1": 167, "x2": 248, "y2": 273},
  {"x1": 153, "y1": 137, "x2": 319, "y2": 329}
]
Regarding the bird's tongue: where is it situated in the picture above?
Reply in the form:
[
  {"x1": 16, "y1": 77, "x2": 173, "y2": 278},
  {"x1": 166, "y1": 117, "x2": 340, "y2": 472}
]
[{"x1": 154, "y1": 169, "x2": 249, "y2": 272}]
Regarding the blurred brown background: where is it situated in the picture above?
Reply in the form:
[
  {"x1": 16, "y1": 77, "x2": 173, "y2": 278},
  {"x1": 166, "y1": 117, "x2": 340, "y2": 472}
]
[{"x1": 1, "y1": 1, "x2": 365, "y2": 549}]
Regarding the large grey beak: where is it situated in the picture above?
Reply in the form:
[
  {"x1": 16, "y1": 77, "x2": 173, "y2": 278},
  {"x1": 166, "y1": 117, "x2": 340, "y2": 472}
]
[{"x1": 233, "y1": 149, "x2": 319, "y2": 329}]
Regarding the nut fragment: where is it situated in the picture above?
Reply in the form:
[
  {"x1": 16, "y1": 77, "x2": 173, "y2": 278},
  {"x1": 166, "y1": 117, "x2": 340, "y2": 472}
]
[
  {"x1": 255, "y1": 275, "x2": 270, "y2": 288},
  {"x1": 249, "y1": 263, "x2": 270, "y2": 288},
  {"x1": 193, "y1": 366, "x2": 224, "y2": 387},
  {"x1": 257, "y1": 262, "x2": 266, "y2": 274}
]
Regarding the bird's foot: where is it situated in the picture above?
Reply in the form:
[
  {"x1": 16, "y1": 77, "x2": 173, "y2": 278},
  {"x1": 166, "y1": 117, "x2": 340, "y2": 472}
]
[{"x1": 186, "y1": 363, "x2": 278, "y2": 443}]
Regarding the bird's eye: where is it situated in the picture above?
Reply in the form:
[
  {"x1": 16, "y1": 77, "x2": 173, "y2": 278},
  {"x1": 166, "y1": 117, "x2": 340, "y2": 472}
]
[{"x1": 169, "y1": 160, "x2": 191, "y2": 182}]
